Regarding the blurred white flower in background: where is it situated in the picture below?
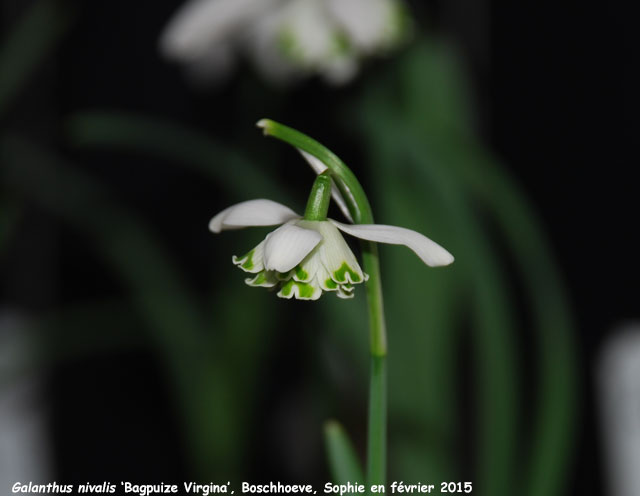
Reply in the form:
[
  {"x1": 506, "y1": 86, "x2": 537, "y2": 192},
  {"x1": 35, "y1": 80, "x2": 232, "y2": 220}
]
[
  {"x1": 599, "y1": 325, "x2": 640, "y2": 496},
  {"x1": 0, "y1": 310, "x2": 50, "y2": 487},
  {"x1": 159, "y1": 0, "x2": 411, "y2": 86}
]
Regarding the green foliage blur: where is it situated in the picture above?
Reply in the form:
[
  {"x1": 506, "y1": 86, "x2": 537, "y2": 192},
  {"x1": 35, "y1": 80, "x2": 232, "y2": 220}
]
[{"x1": 1, "y1": 2, "x2": 577, "y2": 496}]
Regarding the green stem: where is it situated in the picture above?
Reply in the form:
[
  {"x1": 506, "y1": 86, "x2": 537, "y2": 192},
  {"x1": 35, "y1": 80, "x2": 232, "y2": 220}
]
[
  {"x1": 362, "y1": 243, "x2": 387, "y2": 356},
  {"x1": 258, "y1": 119, "x2": 388, "y2": 486},
  {"x1": 367, "y1": 355, "x2": 387, "y2": 488},
  {"x1": 363, "y1": 243, "x2": 387, "y2": 490}
]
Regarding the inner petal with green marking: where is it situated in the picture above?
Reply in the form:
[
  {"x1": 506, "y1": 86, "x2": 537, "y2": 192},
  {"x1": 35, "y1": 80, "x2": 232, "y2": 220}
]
[
  {"x1": 232, "y1": 240, "x2": 266, "y2": 274},
  {"x1": 277, "y1": 279, "x2": 321, "y2": 301},
  {"x1": 245, "y1": 271, "x2": 279, "y2": 288},
  {"x1": 296, "y1": 220, "x2": 367, "y2": 284},
  {"x1": 231, "y1": 220, "x2": 368, "y2": 301}
]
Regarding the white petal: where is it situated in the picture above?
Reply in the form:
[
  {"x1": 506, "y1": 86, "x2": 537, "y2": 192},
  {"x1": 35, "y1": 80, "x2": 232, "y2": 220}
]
[
  {"x1": 244, "y1": 271, "x2": 279, "y2": 288},
  {"x1": 298, "y1": 150, "x2": 354, "y2": 223},
  {"x1": 159, "y1": 0, "x2": 275, "y2": 61},
  {"x1": 315, "y1": 261, "x2": 339, "y2": 292},
  {"x1": 331, "y1": 220, "x2": 454, "y2": 267},
  {"x1": 278, "y1": 0, "x2": 337, "y2": 64},
  {"x1": 209, "y1": 199, "x2": 300, "y2": 233},
  {"x1": 232, "y1": 240, "x2": 265, "y2": 273},
  {"x1": 183, "y1": 43, "x2": 237, "y2": 85},
  {"x1": 277, "y1": 279, "x2": 322, "y2": 301},
  {"x1": 320, "y1": 56, "x2": 359, "y2": 85},
  {"x1": 246, "y1": 8, "x2": 303, "y2": 85},
  {"x1": 326, "y1": 0, "x2": 402, "y2": 52},
  {"x1": 293, "y1": 251, "x2": 321, "y2": 282},
  {"x1": 300, "y1": 221, "x2": 366, "y2": 284},
  {"x1": 336, "y1": 285, "x2": 355, "y2": 299},
  {"x1": 263, "y1": 222, "x2": 323, "y2": 273}
]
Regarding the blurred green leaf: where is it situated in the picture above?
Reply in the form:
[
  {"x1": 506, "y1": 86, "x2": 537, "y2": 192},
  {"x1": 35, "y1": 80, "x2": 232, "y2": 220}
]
[
  {"x1": 364, "y1": 110, "x2": 520, "y2": 493},
  {"x1": 353, "y1": 37, "x2": 577, "y2": 496},
  {"x1": 363, "y1": 143, "x2": 464, "y2": 484},
  {"x1": 38, "y1": 300, "x2": 145, "y2": 360},
  {"x1": 324, "y1": 420, "x2": 365, "y2": 484},
  {"x1": 0, "y1": 200, "x2": 21, "y2": 257},
  {"x1": 2, "y1": 134, "x2": 234, "y2": 477},
  {"x1": 67, "y1": 111, "x2": 291, "y2": 202},
  {"x1": 2, "y1": 133, "x2": 280, "y2": 479},
  {"x1": 0, "y1": 0, "x2": 72, "y2": 116},
  {"x1": 398, "y1": 39, "x2": 473, "y2": 141},
  {"x1": 395, "y1": 40, "x2": 577, "y2": 496},
  {"x1": 458, "y1": 150, "x2": 577, "y2": 496},
  {"x1": 2, "y1": 135, "x2": 205, "y2": 350},
  {"x1": 355, "y1": 40, "x2": 564, "y2": 493}
]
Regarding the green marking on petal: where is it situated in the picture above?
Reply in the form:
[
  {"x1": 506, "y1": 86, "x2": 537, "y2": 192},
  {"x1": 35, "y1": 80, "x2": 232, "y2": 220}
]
[
  {"x1": 297, "y1": 282, "x2": 315, "y2": 299},
  {"x1": 330, "y1": 31, "x2": 352, "y2": 57},
  {"x1": 280, "y1": 280, "x2": 294, "y2": 297},
  {"x1": 242, "y1": 254, "x2": 254, "y2": 270},
  {"x1": 277, "y1": 26, "x2": 304, "y2": 64},
  {"x1": 233, "y1": 249, "x2": 255, "y2": 270},
  {"x1": 295, "y1": 266, "x2": 308, "y2": 281},
  {"x1": 245, "y1": 271, "x2": 276, "y2": 288},
  {"x1": 333, "y1": 262, "x2": 362, "y2": 284},
  {"x1": 277, "y1": 279, "x2": 319, "y2": 300},
  {"x1": 325, "y1": 278, "x2": 338, "y2": 290}
]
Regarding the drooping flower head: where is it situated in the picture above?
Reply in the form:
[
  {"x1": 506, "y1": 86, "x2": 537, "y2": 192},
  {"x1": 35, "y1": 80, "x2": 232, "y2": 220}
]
[
  {"x1": 210, "y1": 173, "x2": 453, "y2": 300},
  {"x1": 160, "y1": 0, "x2": 412, "y2": 86}
]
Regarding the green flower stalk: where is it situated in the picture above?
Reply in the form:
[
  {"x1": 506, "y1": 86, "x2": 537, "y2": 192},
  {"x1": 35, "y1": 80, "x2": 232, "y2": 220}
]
[{"x1": 209, "y1": 120, "x2": 454, "y2": 486}]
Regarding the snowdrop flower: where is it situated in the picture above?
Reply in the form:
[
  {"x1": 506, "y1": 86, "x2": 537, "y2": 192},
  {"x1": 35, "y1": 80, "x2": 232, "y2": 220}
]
[
  {"x1": 209, "y1": 174, "x2": 453, "y2": 301},
  {"x1": 160, "y1": 0, "x2": 411, "y2": 85}
]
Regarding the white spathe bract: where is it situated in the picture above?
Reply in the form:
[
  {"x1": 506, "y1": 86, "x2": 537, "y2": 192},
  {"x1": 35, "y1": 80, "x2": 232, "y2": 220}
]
[
  {"x1": 160, "y1": 0, "x2": 410, "y2": 86},
  {"x1": 210, "y1": 199, "x2": 453, "y2": 301}
]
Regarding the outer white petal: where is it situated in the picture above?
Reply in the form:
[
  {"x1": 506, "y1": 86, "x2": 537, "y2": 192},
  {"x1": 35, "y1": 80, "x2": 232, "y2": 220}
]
[
  {"x1": 321, "y1": 56, "x2": 359, "y2": 85},
  {"x1": 331, "y1": 220, "x2": 454, "y2": 267},
  {"x1": 263, "y1": 222, "x2": 323, "y2": 273},
  {"x1": 246, "y1": 8, "x2": 303, "y2": 85},
  {"x1": 182, "y1": 43, "x2": 237, "y2": 85},
  {"x1": 278, "y1": 0, "x2": 336, "y2": 65},
  {"x1": 159, "y1": 0, "x2": 275, "y2": 61},
  {"x1": 209, "y1": 199, "x2": 300, "y2": 233},
  {"x1": 298, "y1": 150, "x2": 354, "y2": 223},
  {"x1": 326, "y1": 0, "x2": 401, "y2": 52}
]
